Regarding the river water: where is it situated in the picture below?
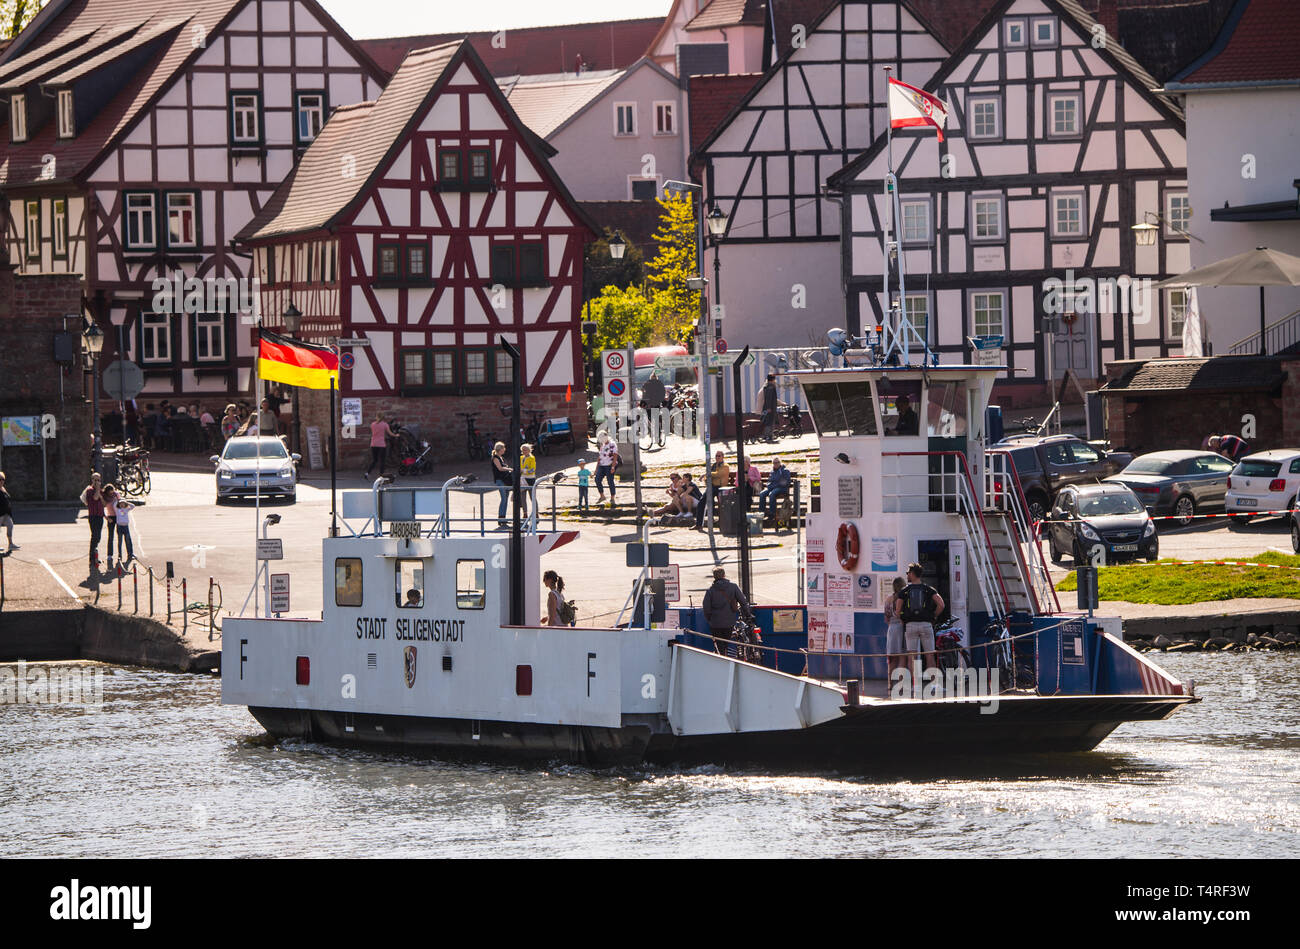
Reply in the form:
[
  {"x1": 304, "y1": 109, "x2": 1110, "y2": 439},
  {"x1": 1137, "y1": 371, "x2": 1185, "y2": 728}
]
[{"x1": 3, "y1": 652, "x2": 1297, "y2": 858}]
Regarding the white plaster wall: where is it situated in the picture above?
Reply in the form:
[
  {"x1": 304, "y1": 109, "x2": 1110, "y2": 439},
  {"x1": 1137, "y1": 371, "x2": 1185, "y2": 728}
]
[{"x1": 714, "y1": 241, "x2": 844, "y2": 349}]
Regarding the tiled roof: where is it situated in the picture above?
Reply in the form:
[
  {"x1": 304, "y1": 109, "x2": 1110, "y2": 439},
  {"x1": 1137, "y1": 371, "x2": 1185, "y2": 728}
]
[
  {"x1": 905, "y1": 0, "x2": 1001, "y2": 52},
  {"x1": 769, "y1": 0, "x2": 836, "y2": 59},
  {"x1": 1105, "y1": 356, "x2": 1285, "y2": 391},
  {"x1": 0, "y1": 0, "x2": 384, "y2": 188},
  {"x1": 501, "y1": 69, "x2": 625, "y2": 138},
  {"x1": 358, "y1": 17, "x2": 662, "y2": 78},
  {"x1": 1169, "y1": 0, "x2": 1300, "y2": 85},
  {"x1": 688, "y1": 72, "x2": 762, "y2": 153},
  {"x1": 238, "y1": 43, "x2": 460, "y2": 242},
  {"x1": 685, "y1": 0, "x2": 769, "y2": 32}
]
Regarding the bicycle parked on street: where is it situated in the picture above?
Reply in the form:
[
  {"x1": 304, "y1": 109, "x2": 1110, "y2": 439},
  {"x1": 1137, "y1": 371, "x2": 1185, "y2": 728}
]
[{"x1": 118, "y1": 446, "x2": 152, "y2": 497}]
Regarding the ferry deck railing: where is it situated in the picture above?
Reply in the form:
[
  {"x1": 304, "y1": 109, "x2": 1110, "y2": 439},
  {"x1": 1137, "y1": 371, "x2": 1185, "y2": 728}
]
[
  {"x1": 339, "y1": 476, "x2": 565, "y2": 538},
  {"x1": 881, "y1": 451, "x2": 1013, "y2": 622},
  {"x1": 985, "y1": 450, "x2": 1062, "y2": 614}
]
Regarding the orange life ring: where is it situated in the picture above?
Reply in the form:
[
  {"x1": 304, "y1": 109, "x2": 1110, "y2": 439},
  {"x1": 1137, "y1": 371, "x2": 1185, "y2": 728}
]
[{"x1": 836, "y1": 522, "x2": 860, "y2": 571}]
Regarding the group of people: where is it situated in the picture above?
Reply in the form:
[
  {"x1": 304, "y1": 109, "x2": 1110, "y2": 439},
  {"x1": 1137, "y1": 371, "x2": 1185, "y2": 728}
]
[
  {"x1": 490, "y1": 440, "x2": 543, "y2": 525},
  {"x1": 79, "y1": 471, "x2": 137, "y2": 570},
  {"x1": 881, "y1": 562, "x2": 946, "y2": 692},
  {"x1": 655, "y1": 453, "x2": 791, "y2": 529},
  {"x1": 113, "y1": 395, "x2": 287, "y2": 454}
]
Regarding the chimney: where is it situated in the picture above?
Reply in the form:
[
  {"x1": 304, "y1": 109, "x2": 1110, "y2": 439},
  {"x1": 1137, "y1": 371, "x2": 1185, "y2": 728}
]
[{"x1": 1095, "y1": 0, "x2": 1120, "y2": 44}]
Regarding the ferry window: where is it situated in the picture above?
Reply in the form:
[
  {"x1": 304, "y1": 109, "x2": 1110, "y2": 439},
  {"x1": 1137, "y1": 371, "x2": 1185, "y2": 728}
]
[
  {"x1": 803, "y1": 382, "x2": 877, "y2": 437},
  {"x1": 396, "y1": 558, "x2": 424, "y2": 608},
  {"x1": 335, "y1": 558, "x2": 363, "y2": 606},
  {"x1": 456, "y1": 559, "x2": 486, "y2": 610},
  {"x1": 926, "y1": 381, "x2": 969, "y2": 438},
  {"x1": 878, "y1": 379, "x2": 922, "y2": 436}
]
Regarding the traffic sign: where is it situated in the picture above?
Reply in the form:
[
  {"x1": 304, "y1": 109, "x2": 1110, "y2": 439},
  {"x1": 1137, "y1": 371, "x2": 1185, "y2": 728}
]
[
  {"x1": 256, "y1": 538, "x2": 284, "y2": 560},
  {"x1": 102, "y1": 359, "x2": 144, "y2": 401},
  {"x1": 604, "y1": 351, "x2": 625, "y2": 372},
  {"x1": 270, "y1": 573, "x2": 290, "y2": 613},
  {"x1": 335, "y1": 337, "x2": 372, "y2": 347},
  {"x1": 607, "y1": 378, "x2": 626, "y2": 398},
  {"x1": 340, "y1": 351, "x2": 356, "y2": 370},
  {"x1": 709, "y1": 351, "x2": 757, "y2": 367},
  {"x1": 654, "y1": 354, "x2": 698, "y2": 370},
  {"x1": 715, "y1": 338, "x2": 728, "y2": 355},
  {"x1": 651, "y1": 564, "x2": 680, "y2": 602}
]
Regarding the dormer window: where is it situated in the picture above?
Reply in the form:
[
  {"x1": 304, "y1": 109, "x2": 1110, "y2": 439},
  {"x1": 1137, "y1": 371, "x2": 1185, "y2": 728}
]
[
  {"x1": 10, "y1": 93, "x2": 27, "y2": 143},
  {"x1": 229, "y1": 91, "x2": 263, "y2": 146},
  {"x1": 56, "y1": 89, "x2": 75, "y2": 138},
  {"x1": 295, "y1": 91, "x2": 325, "y2": 144}
]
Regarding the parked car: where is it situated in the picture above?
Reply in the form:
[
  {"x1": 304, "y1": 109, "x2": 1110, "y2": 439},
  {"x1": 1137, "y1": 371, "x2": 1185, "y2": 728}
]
[
  {"x1": 1044, "y1": 483, "x2": 1158, "y2": 565},
  {"x1": 1224, "y1": 449, "x2": 1300, "y2": 522},
  {"x1": 1291, "y1": 503, "x2": 1300, "y2": 553},
  {"x1": 1104, "y1": 450, "x2": 1235, "y2": 527},
  {"x1": 212, "y1": 436, "x2": 300, "y2": 503},
  {"x1": 993, "y1": 434, "x2": 1132, "y2": 522}
]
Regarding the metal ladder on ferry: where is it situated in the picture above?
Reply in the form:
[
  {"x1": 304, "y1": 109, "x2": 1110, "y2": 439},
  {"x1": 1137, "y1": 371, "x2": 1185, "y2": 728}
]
[{"x1": 985, "y1": 450, "x2": 1061, "y2": 615}]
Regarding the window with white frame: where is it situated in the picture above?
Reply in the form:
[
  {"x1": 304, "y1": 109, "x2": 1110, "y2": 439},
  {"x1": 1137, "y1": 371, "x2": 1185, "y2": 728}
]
[
  {"x1": 140, "y1": 312, "x2": 171, "y2": 363},
  {"x1": 125, "y1": 192, "x2": 157, "y2": 250},
  {"x1": 166, "y1": 192, "x2": 197, "y2": 248},
  {"x1": 1047, "y1": 92, "x2": 1081, "y2": 137},
  {"x1": 901, "y1": 198, "x2": 931, "y2": 244},
  {"x1": 1165, "y1": 192, "x2": 1191, "y2": 237},
  {"x1": 1167, "y1": 288, "x2": 1190, "y2": 339},
  {"x1": 194, "y1": 313, "x2": 225, "y2": 362},
  {"x1": 53, "y1": 199, "x2": 67, "y2": 259},
  {"x1": 56, "y1": 89, "x2": 75, "y2": 138},
  {"x1": 614, "y1": 102, "x2": 636, "y2": 136},
  {"x1": 24, "y1": 200, "x2": 39, "y2": 260},
  {"x1": 1005, "y1": 19, "x2": 1027, "y2": 47},
  {"x1": 968, "y1": 96, "x2": 1001, "y2": 140},
  {"x1": 230, "y1": 92, "x2": 261, "y2": 144},
  {"x1": 10, "y1": 93, "x2": 26, "y2": 142},
  {"x1": 904, "y1": 294, "x2": 929, "y2": 343},
  {"x1": 654, "y1": 101, "x2": 676, "y2": 135},
  {"x1": 971, "y1": 193, "x2": 1005, "y2": 242},
  {"x1": 295, "y1": 92, "x2": 325, "y2": 143},
  {"x1": 1051, "y1": 190, "x2": 1086, "y2": 238},
  {"x1": 629, "y1": 176, "x2": 659, "y2": 200},
  {"x1": 972, "y1": 291, "x2": 1005, "y2": 337},
  {"x1": 1031, "y1": 16, "x2": 1057, "y2": 46}
]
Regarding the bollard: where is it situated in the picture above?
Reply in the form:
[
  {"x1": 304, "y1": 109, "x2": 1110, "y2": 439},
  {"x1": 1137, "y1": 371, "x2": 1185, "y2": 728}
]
[
  {"x1": 1, "y1": 555, "x2": 5, "y2": 606},
  {"x1": 846, "y1": 679, "x2": 860, "y2": 706},
  {"x1": 208, "y1": 577, "x2": 215, "y2": 641},
  {"x1": 133, "y1": 565, "x2": 138, "y2": 614},
  {"x1": 148, "y1": 567, "x2": 155, "y2": 617},
  {"x1": 167, "y1": 576, "x2": 172, "y2": 625},
  {"x1": 182, "y1": 579, "x2": 187, "y2": 634},
  {"x1": 117, "y1": 567, "x2": 122, "y2": 610}
]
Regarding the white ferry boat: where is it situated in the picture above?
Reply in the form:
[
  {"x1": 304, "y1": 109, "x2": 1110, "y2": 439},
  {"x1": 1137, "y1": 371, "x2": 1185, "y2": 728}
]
[{"x1": 222, "y1": 358, "x2": 1198, "y2": 767}]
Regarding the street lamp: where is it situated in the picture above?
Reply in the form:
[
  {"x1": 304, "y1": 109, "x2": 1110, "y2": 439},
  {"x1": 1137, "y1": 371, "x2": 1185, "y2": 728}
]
[
  {"x1": 608, "y1": 231, "x2": 626, "y2": 261},
  {"x1": 84, "y1": 321, "x2": 105, "y2": 469},
  {"x1": 706, "y1": 204, "x2": 727, "y2": 239},
  {"x1": 282, "y1": 303, "x2": 303, "y2": 455},
  {"x1": 1132, "y1": 217, "x2": 1158, "y2": 247}
]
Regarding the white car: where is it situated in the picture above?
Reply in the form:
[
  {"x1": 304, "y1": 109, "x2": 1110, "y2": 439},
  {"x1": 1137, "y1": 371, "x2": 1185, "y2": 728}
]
[
  {"x1": 1224, "y1": 449, "x2": 1300, "y2": 521},
  {"x1": 212, "y1": 436, "x2": 300, "y2": 503}
]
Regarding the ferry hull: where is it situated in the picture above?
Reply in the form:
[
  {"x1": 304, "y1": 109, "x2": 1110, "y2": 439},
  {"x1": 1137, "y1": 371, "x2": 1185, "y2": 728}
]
[{"x1": 249, "y1": 693, "x2": 1194, "y2": 769}]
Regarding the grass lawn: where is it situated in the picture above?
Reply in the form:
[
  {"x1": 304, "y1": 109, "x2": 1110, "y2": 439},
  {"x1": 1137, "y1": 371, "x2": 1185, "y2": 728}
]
[{"x1": 1054, "y1": 551, "x2": 1300, "y2": 605}]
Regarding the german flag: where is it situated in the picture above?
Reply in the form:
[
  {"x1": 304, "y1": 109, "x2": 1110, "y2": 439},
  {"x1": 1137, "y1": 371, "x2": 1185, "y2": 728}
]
[{"x1": 257, "y1": 329, "x2": 340, "y2": 390}]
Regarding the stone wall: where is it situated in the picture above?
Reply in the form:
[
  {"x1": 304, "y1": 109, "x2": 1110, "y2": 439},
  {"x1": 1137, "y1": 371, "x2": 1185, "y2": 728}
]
[{"x1": 0, "y1": 268, "x2": 94, "y2": 501}]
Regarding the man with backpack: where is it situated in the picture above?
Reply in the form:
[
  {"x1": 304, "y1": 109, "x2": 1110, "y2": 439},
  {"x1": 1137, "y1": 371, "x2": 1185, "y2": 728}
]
[
  {"x1": 893, "y1": 561, "x2": 944, "y2": 685},
  {"x1": 702, "y1": 567, "x2": 750, "y2": 656}
]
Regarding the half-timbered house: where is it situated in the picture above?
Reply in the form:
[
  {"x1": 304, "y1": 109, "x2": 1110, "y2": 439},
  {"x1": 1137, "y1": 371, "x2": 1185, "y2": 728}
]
[
  {"x1": 828, "y1": 0, "x2": 1190, "y2": 402},
  {"x1": 237, "y1": 40, "x2": 597, "y2": 464},
  {"x1": 694, "y1": 1, "x2": 951, "y2": 347},
  {"x1": 0, "y1": 0, "x2": 385, "y2": 402}
]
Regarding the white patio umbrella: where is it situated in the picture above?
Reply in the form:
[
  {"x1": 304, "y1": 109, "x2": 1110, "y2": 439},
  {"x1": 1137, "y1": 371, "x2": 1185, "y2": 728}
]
[{"x1": 1155, "y1": 246, "x2": 1300, "y2": 356}]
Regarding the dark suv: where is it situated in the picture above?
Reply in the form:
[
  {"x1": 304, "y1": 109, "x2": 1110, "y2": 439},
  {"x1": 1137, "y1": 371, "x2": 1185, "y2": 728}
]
[{"x1": 992, "y1": 435, "x2": 1133, "y2": 522}]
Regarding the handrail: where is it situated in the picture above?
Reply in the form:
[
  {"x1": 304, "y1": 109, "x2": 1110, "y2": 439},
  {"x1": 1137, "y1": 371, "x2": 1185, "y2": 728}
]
[
  {"x1": 1226, "y1": 305, "x2": 1300, "y2": 355},
  {"x1": 881, "y1": 450, "x2": 1014, "y2": 619},
  {"x1": 986, "y1": 449, "x2": 1062, "y2": 614}
]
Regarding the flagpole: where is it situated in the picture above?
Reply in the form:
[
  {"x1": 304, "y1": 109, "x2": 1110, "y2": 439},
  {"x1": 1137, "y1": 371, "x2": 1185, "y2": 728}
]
[
  {"x1": 330, "y1": 375, "x2": 338, "y2": 538},
  {"x1": 254, "y1": 319, "x2": 261, "y2": 617},
  {"x1": 883, "y1": 65, "x2": 898, "y2": 361}
]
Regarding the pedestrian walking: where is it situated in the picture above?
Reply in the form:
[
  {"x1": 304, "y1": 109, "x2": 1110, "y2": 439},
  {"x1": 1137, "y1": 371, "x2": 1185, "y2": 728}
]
[
  {"x1": 364, "y1": 413, "x2": 394, "y2": 479},
  {"x1": 491, "y1": 441, "x2": 513, "y2": 526},
  {"x1": 594, "y1": 430, "x2": 619, "y2": 506},
  {"x1": 0, "y1": 471, "x2": 16, "y2": 552},
  {"x1": 81, "y1": 472, "x2": 106, "y2": 568},
  {"x1": 519, "y1": 443, "x2": 537, "y2": 517},
  {"x1": 541, "y1": 570, "x2": 575, "y2": 626},
  {"x1": 576, "y1": 459, "x2": 591, "y2": 512},
  {"x1": 759, "y1": 373, "x2": 778, "y2": 441}
]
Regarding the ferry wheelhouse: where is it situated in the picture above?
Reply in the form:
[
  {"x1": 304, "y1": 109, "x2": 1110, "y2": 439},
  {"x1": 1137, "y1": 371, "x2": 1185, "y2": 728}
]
[{"x1": 222, "y1": 357, "x2": 1197, "y2": 767}]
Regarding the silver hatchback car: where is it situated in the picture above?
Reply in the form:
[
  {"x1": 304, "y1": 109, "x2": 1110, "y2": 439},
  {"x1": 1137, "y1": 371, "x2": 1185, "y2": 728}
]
[{"x1": 212, "y1": 436, "x2": 300, "y2": 503}]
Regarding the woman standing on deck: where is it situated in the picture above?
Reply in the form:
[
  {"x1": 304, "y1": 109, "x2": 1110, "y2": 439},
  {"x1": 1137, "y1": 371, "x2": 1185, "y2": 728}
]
[{"x1": 491, "y1": 441, "x2": 513, "y2": 527}]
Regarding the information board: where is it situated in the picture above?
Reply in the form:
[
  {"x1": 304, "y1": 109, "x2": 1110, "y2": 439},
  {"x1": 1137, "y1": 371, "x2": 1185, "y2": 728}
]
[
  {"x1": 1, "y1": 417, "x2": 40, "y2": 446},
  {"x1": 270, "y1": 573, "x2": 290, "y2": 613}
]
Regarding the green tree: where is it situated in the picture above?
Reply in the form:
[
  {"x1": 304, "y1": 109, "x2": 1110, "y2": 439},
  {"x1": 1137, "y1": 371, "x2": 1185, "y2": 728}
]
[
  {"x1": 1, "y1": 0, "x2": 45, "y2": 40},
  {"x1": 590, "y1": 284, "x2": 655, "y2": 352},
  {"x1": 645, "y1": 192, "x2": 702, "y2": 344},
  {"x1": 584, "y1": 228, "x2": 645, "y2": 300}
]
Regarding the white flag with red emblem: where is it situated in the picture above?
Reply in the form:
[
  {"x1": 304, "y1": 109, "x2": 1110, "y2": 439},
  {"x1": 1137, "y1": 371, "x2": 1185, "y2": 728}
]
[{"x1": 888, "y1": 77, "x2": 947, "y2": 142}]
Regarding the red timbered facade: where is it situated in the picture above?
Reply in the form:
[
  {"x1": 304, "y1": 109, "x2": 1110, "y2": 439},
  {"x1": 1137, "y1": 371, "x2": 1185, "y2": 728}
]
[
  {"x1": 238, "y1": 41, "x2": 597, "y2": 461},
  {"x1": 0, "y1": 0, "x2": 385, "y2": 400}
]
